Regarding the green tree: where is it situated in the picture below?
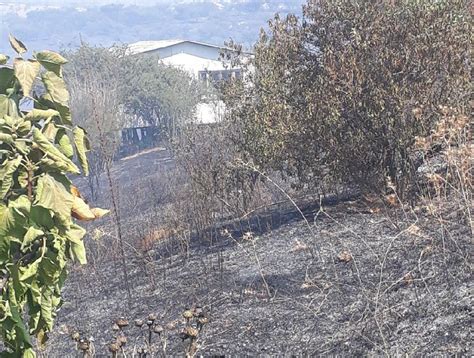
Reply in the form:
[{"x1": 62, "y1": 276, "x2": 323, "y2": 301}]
[
  {"x1": 64, "y1": 44, "x2": 127, "y2": 200},
  {"x1": 65, "y1": 44, "x2": 203, "y2": 145},
  {"x1": 120, "y1": 53, "x2": 203, "y2": 137},
  {"x1": 224, "y1": 0, "x2": 471, "y2": 198},
  {"x1": 0, "y1": 36, "x2": 107, "y2": 356}
]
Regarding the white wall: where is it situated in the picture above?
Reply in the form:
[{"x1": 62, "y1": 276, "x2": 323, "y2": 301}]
[
  {"x1": 160, "y1": 53, "x2": 227, "y2": 77},
  {"x1": 145, "y1": 42, "x2": 238, "y2": 78},
  {"x1": 195, "y1": 101, "x2": 226, "y2": 124}
]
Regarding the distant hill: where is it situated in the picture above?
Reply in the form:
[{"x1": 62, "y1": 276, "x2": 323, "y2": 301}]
[{"x1": 0, "y1": 0, "x2": 305, "y2": 55}]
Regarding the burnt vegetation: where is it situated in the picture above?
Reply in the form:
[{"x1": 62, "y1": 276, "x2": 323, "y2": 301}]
[{"x1": 0, "y1": 0, "x2": 472, "y2": 356}]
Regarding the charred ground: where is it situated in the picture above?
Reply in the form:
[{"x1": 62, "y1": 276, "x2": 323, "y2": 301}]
[{"x1": 43, "y1": 148, "x2": 472, "y2": 356}]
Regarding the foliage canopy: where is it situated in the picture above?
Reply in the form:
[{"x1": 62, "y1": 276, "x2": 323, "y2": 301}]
[{"x1": 224, "y1": 0, "x2": 471, "y2": 197}]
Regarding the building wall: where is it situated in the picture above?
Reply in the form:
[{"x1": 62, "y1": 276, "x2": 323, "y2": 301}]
[
  {"x1": 144, "y1": 42, "x2": 237, "y2": 78},
  {"x1": 161, "y1": 53, "x2": 227, "y2": 77}
]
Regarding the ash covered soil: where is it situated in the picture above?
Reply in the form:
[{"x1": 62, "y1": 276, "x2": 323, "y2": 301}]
[{"x1": 42, "y1": 148, "x2": 472, "y2": 357}]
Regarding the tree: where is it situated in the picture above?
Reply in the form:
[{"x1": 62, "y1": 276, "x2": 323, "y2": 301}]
[
  {"x1": 0, "y1": 36, "x2": 108, "y2": 356},
  {"x1": 65, "y1": 44, "x2": 203, "y2": 148},
  {"x1": 64, "y1": 44, "x2": 127, "y2": 200},
  {"x1": 223, "y1": 0, "x2": 471, "y2": 198},
  {"x1": 120, "y1": 53, "x2": 203, "y2": 138}
]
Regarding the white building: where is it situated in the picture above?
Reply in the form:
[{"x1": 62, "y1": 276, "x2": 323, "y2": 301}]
[{"x1": 127, "y1": 39, "x2": 245, "y2": 124}]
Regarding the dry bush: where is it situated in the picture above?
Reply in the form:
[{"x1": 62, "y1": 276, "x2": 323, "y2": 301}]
[
  {"x1": 168, "y1": 123, "x2": 263, "y2": 240},
  {"x1": 222, "y1": 0, "x2": 471, "y2": 200},
  {"x1": 139, "y1": 227, "x2": 177, "y2": 253},
  {"x1": 415, "y1": 106, "x2": 472, "y2": 230},
  {"x1": 162, "y1": 119, "x2": 316, "y2": 245}
]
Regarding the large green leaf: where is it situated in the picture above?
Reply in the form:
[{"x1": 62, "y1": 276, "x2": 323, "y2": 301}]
[
  {"x1": 21, "y1": 227, "x2": 44, "y2": 251},
  {"x1": 0, "y1": 227, "x2": 11, "y2": 265},
  {"x1": 19, "y1": 258, "x2": 41, "y2": 282},
  {"x1": 34, "y1": 174, "x2": 73, "y2": 221},
  {"x1": 0, "y1": 156, "x2": 22, "y2": 199},
  {"x1": 0, "y1": 68, "x2": 15, "y2": 94},
  {"x1": 2, "y1": 196, "x2": 31, "y2": 238},
  {"x1": 42, "y1": 122, "x2": 58, "y2": 141},
  {"x1": 66, "y1": 224, "x2": 87, "y2": 264},
  {"x1": 29, "y1": 206, "x2": 54, "y2": 230},
  {"x1": 69, "y1": 240, "x2": 86, "y2": 265},
  {"x1": 35, "y1": 95, "x2": 72, "y2": 125},
  {"x1": 55, "y1": 129, "x2": 73, "y2": 159},
  {"x1": 41, "y1": 71, "x2": 69, "y2": 106},
  {"x1": 0, "y1": 95, "x2": 8, "y2": 116},
  {"x1": 0, "y1": 95, "x2": 19, "y2": 118},
  {"x1": 38, "y1": 251, "x2": 63, "y2": 286},
  {"x1": 32, "y1": 128, "x2": 79, "y2": 174},
  {"x1": 23, "y1": 348, "x2": 36, "y2": 358},
  {"x1": 5, "y1": 288, "x2": 33, "y2": 349},
  {"x1": 35, "y1": 51, "x2": 67, "y2": 77},
  {"x1": 38, "y1": 157, "x2": 76, "y2": 174},
  {"x1": 0, "y1": 133, "x2": 13, "y2": 144},
  {"x1": 39, "y1": 287, "x2": 54, "y2": 332},
  {"x1": 35, "y1": 51, "x2": 67, "y2": 66},
  {"x1": 8, "y1": 195, "x2": 30, "y2": 217},
  {"x1": 72, "y1": 126, "x2": 89, "y2": 176},
  {"x1": 13, "y1": 58, "x2": 40, "y2": 97},
  {"x1": 0, "y1": 204, "x2": 26, "y2": 238},
  {"x1": 24, "y1": 109, "x2": 59, "y2": 122},
  {"x1": 65, "y1": 223, "x2": 86, "y2": 243}
]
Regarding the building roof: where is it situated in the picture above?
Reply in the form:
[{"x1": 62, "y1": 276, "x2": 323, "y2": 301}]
[{"x1": 127, "y1": 39, "x2": 232, "y2": 55}]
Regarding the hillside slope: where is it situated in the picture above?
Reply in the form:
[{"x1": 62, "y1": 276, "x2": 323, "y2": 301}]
[{"x1": 43, "y1": 148, "x2": 472, "y2": 356}]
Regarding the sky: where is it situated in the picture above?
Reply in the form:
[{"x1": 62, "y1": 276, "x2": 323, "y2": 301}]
[
  {"x1": 1, "y1": 0, "x2": 137, "y2": 3},
  {"x1": 0, "y1": 0, "x2": 306, "y2": 54},
  {"x1": 0, "y1": 0, "x2": 205, "y2": 4}
]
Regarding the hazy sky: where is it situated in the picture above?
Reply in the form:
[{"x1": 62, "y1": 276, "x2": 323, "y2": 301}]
[
  {"x1": 0, "y1": 0, "x2": 188, "y2": 4},
  {"x1": 0, "y1": 0, "x2": 305, "y2": 54}
]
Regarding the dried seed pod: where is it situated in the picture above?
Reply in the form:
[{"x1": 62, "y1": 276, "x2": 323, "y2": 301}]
[
  {"x1": 185, "y1": 327, "x2": 199, "y2": 338},
  {"x1": 198, "y1": 316, "x2": 209, "y2": 325},
  {"x1": 165, "y1": 321, "x2": 176, "y2": 331},
  {"x1": 337, "y1": 250, "x2": 352, "y2": 263},
  {"x1": 70, "y1": 331, "x2": 80, "y2": 342},
  {"x1": 182, "y1": 310, "x2": 193, "y2": 320},
  {"x1": 179, "y1": 328, "x2": 190, "y2": 341},
  {"x1": 116, "y1": 317, "x2": 129, "y2": 328},
  {"x1": 146, "y1": 320, "x2": 154, "y2": 327},
  {"x1": 153, "y1": 325, "x2": 164, "y2": 335},
  {"x1": 108, "y1": 342, "x2": 120, "y2": 353},
  {"x1": 117, "y1": 335, "x2": 127, "y2": 346},
  {"x1": 78, "y1": 339, "x2": 89, "y2": 351},
  {"x1": 193, "y1": 306, "x2": 203, "y2": 317},
  {"x1": 112, "y1": 323, "x2": 120, "y2": 331},
  {"x1": 403, "y1": 272, "x2": 414, "y2": 286},
  {"x1": 134, "y1": 319, "x2": 144, "y2": 328},
  {"x1": 147, "y1": 313, "x2": 157, "y2": 322}
]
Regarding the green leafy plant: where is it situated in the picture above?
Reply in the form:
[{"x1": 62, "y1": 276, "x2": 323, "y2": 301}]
[{"x1": 0, "y1": 35, "x2": 108, "y2": 356}]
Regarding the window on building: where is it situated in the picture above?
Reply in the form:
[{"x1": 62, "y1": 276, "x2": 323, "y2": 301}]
[{"x1": 198, "y1": 69, "x2": 242, "y2": 87}]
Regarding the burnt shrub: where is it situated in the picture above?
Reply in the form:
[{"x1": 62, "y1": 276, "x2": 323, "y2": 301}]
[{"x1": 224, "y1": 0, "x2": 471, "y2": 199}]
